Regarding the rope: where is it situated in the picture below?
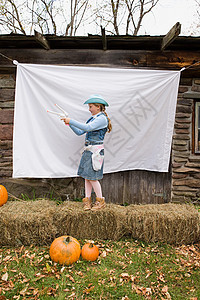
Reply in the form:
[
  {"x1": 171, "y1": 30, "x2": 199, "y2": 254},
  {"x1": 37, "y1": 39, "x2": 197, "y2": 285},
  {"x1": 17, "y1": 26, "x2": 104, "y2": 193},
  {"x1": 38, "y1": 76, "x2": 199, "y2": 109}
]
[
  {"x1": 0, "y1": 52, "x2": 14, "y2": 62},
  {"x1": 180, "y1": 61, "x2": 200, "y2": 72},
  {"x1": 0, "y1": 52, "x2": 19, "y2": 65}
]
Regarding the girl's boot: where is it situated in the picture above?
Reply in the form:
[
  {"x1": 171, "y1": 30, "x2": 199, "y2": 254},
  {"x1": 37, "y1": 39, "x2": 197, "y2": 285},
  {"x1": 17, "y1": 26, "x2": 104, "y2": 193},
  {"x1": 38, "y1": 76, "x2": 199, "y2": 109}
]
[
  {"x1": 82, "y1": 197, "x2": 92, "y2": 210},
  {"x1": 91, "y1": 197, "x2": 106, "y2": 211}
]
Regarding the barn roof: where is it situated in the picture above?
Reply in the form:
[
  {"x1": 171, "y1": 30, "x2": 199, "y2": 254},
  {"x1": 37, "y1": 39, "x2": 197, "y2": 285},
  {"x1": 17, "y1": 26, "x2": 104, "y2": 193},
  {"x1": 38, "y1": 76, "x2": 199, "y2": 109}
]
[{"x1": 0, "y1": 34, "x2": 200, "y2": 51}]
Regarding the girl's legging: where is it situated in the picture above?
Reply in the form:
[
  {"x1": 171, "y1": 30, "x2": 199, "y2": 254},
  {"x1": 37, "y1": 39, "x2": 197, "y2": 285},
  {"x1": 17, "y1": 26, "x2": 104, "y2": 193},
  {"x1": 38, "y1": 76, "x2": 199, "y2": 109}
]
[{"x1": 85, "y1": 179, "x2": 102, "y2": 198}]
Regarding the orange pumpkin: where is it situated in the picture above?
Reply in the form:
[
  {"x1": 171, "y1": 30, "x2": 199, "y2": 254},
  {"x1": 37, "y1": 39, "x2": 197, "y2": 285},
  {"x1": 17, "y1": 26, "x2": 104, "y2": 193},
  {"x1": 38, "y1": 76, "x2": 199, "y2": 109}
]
[
  {"x1": 49, "y1": 236, "x2": 81, "y2": 265},
  {"x1": 81, "y1": 243, "x2": 99, "y2": 261},
  {"x1": 0, "y1": 185, "x2": 8, "y2": 207}
]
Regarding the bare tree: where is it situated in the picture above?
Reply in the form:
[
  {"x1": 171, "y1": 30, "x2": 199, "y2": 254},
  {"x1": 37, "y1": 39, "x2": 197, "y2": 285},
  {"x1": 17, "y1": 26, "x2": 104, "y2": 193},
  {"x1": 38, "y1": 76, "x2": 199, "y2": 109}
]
[
  {"x1": 92, "y1": 0, "x2": 124, "y2": 35},
  {"x1": 65, "y1": 0, "x2": 89, "y2": 36},
  {"x1": 110, "y1": 0, "x2": 120, "y2": 35},
  {"x1": 27, "y1": 0, "x2": 57, "y2": 34},
  {"x1": 0, "y1": 0, "x2": 89, "y2": 35},
  {"x1": 0, "y1": 0, "x2": 160, "y2": 36},
  {"x1": 93, "y1": 0, "x2": 160, "y2": 35},
  {"x1": 0, "y1": 0, "x2": 27, "y2": 34},
  {"x1": 125, "y1": 0, "x2": 160, "y2": 35}
]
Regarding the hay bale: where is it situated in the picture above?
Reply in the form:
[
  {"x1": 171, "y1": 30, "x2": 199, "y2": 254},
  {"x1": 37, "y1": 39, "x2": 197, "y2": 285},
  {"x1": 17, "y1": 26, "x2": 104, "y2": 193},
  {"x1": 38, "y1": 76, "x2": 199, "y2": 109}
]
[
  {"x1": 127, "y1": 203, "x2": 200, "y2": 245},
  {"x1": 0, "y1": 200, "x2": 58, "y2": 246},
  {"x1": 54, "y1": 202, "x2": 129, "y2": 241},
  {"x1": 0, "y1": 200, "x2": 200, "y2": 246},
  {"x1": 0, "y1": 200, "x2": 128, "y2": 246}
]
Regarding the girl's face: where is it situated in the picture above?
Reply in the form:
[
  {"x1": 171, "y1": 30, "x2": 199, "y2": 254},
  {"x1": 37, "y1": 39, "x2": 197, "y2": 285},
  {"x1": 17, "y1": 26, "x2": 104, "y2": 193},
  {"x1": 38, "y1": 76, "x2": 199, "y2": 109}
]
[{"x1": 88, "y1": 104, "x2": 101, "y2": 115}]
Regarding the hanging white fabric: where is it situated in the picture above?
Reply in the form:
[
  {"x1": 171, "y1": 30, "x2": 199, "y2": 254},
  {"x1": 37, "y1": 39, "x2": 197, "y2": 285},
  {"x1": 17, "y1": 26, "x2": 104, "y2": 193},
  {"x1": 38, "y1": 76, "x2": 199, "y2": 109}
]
[{"x1": 13, "y1": 64, "x2": 180, "y2": 178}]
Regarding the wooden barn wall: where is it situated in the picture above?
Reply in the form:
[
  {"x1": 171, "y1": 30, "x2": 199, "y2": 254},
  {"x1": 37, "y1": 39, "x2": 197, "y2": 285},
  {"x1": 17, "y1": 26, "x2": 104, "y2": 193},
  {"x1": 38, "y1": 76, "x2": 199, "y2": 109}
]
[{"x1": 0, "y1": 47, "x2": 200, "y2": 204}]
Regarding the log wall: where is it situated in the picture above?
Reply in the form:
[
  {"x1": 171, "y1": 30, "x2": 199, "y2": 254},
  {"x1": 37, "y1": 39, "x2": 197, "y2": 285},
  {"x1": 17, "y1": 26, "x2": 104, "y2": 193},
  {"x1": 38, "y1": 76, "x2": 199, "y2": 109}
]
[
  {"x1": 0, "y1": 76, "x2": 15, "y2": 178},
  {"x1": 172, "y1": 78, "x2": 200, "y2": 203}
]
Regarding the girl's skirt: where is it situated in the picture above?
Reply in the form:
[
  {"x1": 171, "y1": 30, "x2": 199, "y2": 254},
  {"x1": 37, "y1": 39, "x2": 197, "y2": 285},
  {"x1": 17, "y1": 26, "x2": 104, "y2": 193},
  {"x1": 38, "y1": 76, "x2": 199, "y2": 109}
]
[{"x1": 77, "y1": 149, "x2": 104, "y2": 180}]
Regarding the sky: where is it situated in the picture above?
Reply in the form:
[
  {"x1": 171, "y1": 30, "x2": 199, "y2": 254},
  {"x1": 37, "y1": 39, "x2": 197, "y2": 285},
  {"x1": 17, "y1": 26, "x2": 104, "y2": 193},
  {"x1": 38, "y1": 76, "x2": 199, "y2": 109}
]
[{"x1": 138, "y1": 0, "x2": 199, "y2": 36}]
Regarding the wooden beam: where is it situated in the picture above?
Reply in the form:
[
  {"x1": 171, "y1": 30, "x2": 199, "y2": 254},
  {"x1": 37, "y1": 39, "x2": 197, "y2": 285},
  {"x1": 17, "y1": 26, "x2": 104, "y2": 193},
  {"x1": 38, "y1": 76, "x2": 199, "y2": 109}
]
[
  {"x1": 101, "y1": 26, "x2": 107, "y2": 50},
  {"x1": 2, "y1": 48, "x2": 200, "y2": 74},
  {"x1": 161, "y1": 22, "x2": 181, "y2": 51},
  {"x1": 34, "y1": 30, "x2": 50, "y2": 50}
]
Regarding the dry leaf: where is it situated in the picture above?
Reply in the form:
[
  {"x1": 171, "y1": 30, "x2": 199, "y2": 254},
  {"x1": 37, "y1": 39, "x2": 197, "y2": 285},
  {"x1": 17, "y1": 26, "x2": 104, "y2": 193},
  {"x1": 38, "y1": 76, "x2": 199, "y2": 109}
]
[
  {"x1": 66, "y1": 274, "x2": 75, "y2": 282},
  {"x1": 145, "y1": 287, "x2": 152, "y2": 295},
  {"x1": 3, "y1": 256, "x2": 12, "y2": 262},
  {"x1": 83, "y1": 286, "x2": 94, "y2": 294},
  {"x1": 130, "y1": 275, "x2": 136, "y2": 282},
  {"x1": 101, "y1": 251, "x2": 107, "y2": 258},
  {"x1": 46, "y1": 287, "x2": 57, "y2": 297},
  {"x1": 162, "y1": 286, "x2": 168, "y2": 293},
  {"x1": 76, "y1": 271, "x2": 83, "y2": 277},
  {"x1": 19, "y1": 286, "x2": 28, "y2": 296},
  {"x1": 121, "y1": 273, "x2": 129, "y2": 278},
  {"x1": 158, "y1": 274, "x2": 165, "y2": 282},
  {"x1": 145, "y1": 270, "x2": 152, "y2": 278},
  {"x1": 32, "y1": 288, "x2": 39, "y2": 296},
  {"x1": 131, "y1": 283, "x2": 143, "y2": 294},
  {"x1": 120, "y1": 273, "x2": 136, "y2": 283},
  {"x1": 1, "y1": 272, "x2": 8, "y2": 281},
  {"x1": 68, "y1": 292, "x2": 76, "y2": 298}
]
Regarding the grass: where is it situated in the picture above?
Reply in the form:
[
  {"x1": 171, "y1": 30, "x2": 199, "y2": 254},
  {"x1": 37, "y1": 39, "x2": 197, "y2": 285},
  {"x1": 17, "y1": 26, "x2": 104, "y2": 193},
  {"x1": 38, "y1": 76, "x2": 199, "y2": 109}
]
[{"x1": 1, "y1": 239, "x2": 200, "y2": 300}]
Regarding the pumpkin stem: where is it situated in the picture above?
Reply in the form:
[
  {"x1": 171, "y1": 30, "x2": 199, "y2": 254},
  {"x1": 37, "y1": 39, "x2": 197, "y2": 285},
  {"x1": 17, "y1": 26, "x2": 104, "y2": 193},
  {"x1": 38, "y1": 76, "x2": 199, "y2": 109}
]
[
  {"x1": 64, "y1": 236, "x2": 71, "y2": 245},
  {"x1": 89, "y1": 243, "x2": 94, "y2": 248}
]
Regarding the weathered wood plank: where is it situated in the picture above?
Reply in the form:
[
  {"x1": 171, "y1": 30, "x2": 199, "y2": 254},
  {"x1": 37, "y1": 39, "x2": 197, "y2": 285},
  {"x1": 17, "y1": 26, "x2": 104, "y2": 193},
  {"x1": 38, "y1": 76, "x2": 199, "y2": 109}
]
[
  {"x1": 161, "y1": 22, "x2": 181, "y2": 51},
  {"x1": 0, "y1": 48, "x2": 199, "y2": 68},
  {"x1": 101, "y1": 170, "x2": 171, "y2": 205},
  {"x1": 101, "y1": 27, "x2": 107, "y2": 51},
  {"x1": 1, "y1": 48, "x2": 200, "y2": 77},
  {"x1": 34, "y1": 30, "x2": 50, "y2": 50}
]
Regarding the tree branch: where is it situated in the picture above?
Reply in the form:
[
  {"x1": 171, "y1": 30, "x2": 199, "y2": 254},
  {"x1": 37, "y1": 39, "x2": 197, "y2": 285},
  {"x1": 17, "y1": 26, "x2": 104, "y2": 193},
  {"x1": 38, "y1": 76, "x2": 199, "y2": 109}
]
[{"x1": 7, "y1": 0, "x2": 26, "y2": 34}]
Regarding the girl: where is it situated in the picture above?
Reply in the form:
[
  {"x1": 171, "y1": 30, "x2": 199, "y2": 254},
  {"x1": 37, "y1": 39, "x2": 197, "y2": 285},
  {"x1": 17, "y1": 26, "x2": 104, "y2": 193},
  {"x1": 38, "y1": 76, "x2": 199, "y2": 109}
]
[{"x1": 62, "y1": 95, "x2": 112, "y2": 211}]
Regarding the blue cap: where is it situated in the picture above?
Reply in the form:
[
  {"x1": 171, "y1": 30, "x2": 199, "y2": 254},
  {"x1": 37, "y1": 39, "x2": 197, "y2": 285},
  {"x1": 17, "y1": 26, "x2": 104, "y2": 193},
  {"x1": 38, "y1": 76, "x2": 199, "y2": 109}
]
[{"x1": 84, "y1": 94, "x2": 109, "y2": 106}]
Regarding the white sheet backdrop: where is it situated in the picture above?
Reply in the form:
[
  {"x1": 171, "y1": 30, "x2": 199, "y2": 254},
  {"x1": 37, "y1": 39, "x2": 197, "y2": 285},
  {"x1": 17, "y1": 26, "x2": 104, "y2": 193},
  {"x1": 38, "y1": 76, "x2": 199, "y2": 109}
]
[{"x1": 13, "y1": 64, "x2": 180, "y2": 178}]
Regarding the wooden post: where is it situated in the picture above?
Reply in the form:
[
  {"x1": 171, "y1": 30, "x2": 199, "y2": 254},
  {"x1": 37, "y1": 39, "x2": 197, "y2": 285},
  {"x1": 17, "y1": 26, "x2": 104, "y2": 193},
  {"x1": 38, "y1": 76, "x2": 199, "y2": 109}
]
[
  {"x1": 34, "y1": 30, "x2": 50, "y2": 50},
  {"x1": 101, "y1": 26, "x2": 107, "y2": 51},
  {"x1": 161, "y1": 22, "x2": 181, "y2": 51}
]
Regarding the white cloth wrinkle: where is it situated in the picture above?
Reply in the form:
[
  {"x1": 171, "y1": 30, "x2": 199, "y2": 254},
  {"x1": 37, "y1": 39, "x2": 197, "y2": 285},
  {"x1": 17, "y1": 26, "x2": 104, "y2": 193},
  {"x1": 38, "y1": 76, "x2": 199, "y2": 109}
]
[{"x1": 13, "y1": 64, "x2": 180, "y2": 178}]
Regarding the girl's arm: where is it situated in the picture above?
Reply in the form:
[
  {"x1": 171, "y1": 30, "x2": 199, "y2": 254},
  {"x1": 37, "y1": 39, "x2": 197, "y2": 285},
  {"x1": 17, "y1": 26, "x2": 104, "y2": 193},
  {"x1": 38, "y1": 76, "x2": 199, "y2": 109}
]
[
  {"x1": 69, "y1": 114, "x2": 108, "y2": 132},
  {"x1": 69, "y1": 124, "x2": 85, "y2": 136}
]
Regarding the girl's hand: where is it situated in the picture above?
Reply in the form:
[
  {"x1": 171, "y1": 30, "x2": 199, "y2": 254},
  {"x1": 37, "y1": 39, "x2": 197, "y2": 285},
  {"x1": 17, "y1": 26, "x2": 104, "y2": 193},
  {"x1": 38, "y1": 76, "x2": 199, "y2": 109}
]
[{"x1": 61, "y1": 117, "x2": 71, "y2": 124}]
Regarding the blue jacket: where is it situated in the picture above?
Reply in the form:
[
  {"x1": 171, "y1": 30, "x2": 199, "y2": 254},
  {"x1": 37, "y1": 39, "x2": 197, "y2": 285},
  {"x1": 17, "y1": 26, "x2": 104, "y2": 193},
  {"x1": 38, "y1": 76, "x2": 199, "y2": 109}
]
[{"x1": 69, "y1": 113, "x2": 108, "y2": 143}]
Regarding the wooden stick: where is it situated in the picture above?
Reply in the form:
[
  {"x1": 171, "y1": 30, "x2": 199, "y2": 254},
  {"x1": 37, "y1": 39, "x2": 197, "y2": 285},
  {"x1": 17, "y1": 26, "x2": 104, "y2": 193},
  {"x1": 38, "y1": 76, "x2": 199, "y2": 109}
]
[
  {"x1": 34, "y1": 30, "x2": 50, "y2": 50},
  {"x1": 161, "y1": 22, "x2": 181, "y2": 51}
]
